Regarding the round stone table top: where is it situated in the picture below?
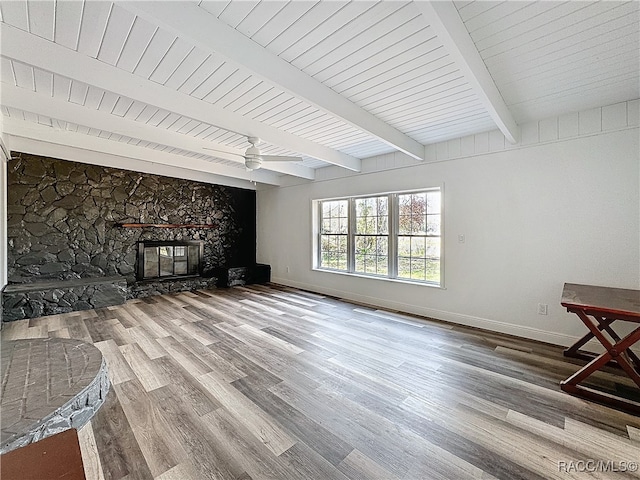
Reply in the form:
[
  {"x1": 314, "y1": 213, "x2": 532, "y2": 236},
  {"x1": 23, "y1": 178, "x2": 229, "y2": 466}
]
[{"x1": 0, "y1": 338, "x2": 110, "y2": 453}]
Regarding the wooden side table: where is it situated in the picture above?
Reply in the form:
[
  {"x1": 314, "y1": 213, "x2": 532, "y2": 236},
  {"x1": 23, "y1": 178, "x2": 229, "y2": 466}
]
[{"x1": 561, "y1": 282, "x2": 640, "y2": 413}]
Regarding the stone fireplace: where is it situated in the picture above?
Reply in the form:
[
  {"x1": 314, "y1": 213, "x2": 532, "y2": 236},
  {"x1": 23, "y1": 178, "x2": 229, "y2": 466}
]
[{"x1": 3, "y1": 153, "x2": 262, "y2": 321}]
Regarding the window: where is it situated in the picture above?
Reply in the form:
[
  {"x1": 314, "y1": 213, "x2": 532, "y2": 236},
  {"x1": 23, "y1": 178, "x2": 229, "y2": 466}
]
[
  {"x1": 316, "y1": 189, "x2": 442, "y2": 285},
  {"x1": 397, "y1": 191, "x2": 441, "y2": 282},
  {"x1": 319, "y1": 200, "x2": 348, "y2": 271},
  {"x1": 354, "y1": 196, "x2": 388, "y2": 276}
]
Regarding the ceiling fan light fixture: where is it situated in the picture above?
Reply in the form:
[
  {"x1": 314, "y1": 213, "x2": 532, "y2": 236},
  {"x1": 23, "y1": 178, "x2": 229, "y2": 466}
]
[{"x1": 245, "y1": 157, "x2": 262, "y2": 170}]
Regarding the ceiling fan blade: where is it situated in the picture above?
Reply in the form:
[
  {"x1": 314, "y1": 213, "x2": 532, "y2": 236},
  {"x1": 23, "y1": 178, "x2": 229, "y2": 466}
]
[{"x1": 261, "y1": 155, "x2": 302, "y2": 162}]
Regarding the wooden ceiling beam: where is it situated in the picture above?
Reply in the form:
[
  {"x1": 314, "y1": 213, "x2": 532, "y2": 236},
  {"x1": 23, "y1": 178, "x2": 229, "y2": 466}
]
[
  {"x1": 414, "y1": 1, "x2": 519, "y2": 144},
  {"x1": 0, "y1": 23, "x2": 360, "y2": 171},
  {"x1": 3, "y1": 117, "x2": 281, "y2": 187},
  {"x1": 1, "y1": 84, "x2": 315, "y2": 180},
  {"x1": 119, "y1": 1, "x2": 426, "y2": 161}
]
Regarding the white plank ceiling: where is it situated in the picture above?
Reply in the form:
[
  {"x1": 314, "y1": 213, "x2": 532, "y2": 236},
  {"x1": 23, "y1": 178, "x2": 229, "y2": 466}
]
[{"x1": 0, "y1": 0, "x2": 638, "y2": 187}]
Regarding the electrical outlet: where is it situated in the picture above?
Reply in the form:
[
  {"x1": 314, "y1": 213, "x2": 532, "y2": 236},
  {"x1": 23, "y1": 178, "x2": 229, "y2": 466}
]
[
  {"x1": 458, "y1": 234, "x2": 465, "y2": 243},
  {"x1": 537, "y1": 303, "x2": 548, "y2": 315},
  {"x1": 286, "y1": 266, "x2": 290, "y2": 273}
]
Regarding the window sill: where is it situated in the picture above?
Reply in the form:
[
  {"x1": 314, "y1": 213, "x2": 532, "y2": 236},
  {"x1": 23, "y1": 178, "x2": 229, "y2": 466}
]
[{"x1": 312, "y1": 268, "x2": 445, "y2": 289}]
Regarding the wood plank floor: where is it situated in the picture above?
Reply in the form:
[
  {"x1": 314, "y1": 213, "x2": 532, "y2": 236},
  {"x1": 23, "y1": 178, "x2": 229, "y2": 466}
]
[{"x1": 2, "y1": 284, "x2": 639, "y2": 479}]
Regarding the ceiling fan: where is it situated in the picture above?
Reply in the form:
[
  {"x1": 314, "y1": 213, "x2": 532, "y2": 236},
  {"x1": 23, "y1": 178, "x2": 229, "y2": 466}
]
[{"x1": 203, "y1": 136, "x2": 302, "y2": 170}]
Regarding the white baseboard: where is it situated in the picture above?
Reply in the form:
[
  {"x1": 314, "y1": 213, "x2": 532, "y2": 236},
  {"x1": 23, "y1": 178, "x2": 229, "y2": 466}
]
[{"x1": 271, "y1": 277, "x2": 600, "y2": 350}]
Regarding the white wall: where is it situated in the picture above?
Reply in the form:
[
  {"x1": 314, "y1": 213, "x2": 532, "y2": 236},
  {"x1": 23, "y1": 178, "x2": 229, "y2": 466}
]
[{"x1": 257, "y1": 118, "x2": 639, "y2": 347}]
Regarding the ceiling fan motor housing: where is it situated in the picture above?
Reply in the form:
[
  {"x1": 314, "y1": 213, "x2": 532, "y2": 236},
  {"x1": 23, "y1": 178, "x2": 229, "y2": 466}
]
[{"x1": 245, "y1": 144, "x2": 261, "y2": 157}]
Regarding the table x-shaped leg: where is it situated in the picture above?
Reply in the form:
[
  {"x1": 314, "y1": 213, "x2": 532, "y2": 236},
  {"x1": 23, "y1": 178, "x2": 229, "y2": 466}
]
[
  {"x1": 560, "y1": 311, "x2": 640, "y2": 413},
  {"x1": 564, "y1": 316, "x2": 640, "y2": 370}
]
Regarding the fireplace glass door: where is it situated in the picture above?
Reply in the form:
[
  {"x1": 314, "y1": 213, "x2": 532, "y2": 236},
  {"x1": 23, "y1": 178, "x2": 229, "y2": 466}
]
[{"x1": 138, "y1": 241, "x2": 203, "y2": 280}]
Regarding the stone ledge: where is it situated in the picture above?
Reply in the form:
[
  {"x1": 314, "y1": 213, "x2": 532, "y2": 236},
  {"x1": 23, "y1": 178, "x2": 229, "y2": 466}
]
[
  {"x1": 3, "y1": 275, "x2": 126, "y2": 293},
  {"x1": 2, "y1": 277, "x2": 127, "y2": 321}
]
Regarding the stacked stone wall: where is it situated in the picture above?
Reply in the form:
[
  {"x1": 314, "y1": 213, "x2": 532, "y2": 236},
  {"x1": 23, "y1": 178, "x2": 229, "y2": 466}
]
[{"x1": 4, "y1": 153, "x2": 256, "y2": 320}]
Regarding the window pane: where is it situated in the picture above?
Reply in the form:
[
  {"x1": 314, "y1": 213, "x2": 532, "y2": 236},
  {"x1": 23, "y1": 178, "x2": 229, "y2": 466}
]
[
  {"x1": 337, "y1": 252, "x2": 347, "y2": 270},
  {"x1": 377, "y1": 215, "x2": 388, "y2": 234},
  {"x1": 427, "y1": 214, "x2": 440, "y2": 235},
  {"x1": 356, "y1": 196, "x2": 387, "y2": 235},
  {"x1": 321, "y1": 234, "x2": 347, "y2": 271},
  {"x1": 376, "y1": 236, "x2": 388, "y2": 256},
  {"x1": 398, "y1": 215, "x2": 411, "y2": 234},
  {"x1": 365, "y1": 255, "x2": 377, "y2": 274},
  {"x1": 411, "y1": 237, "x2": 426, "y2": 257},
  {"x1": 411, "y1": 258, "x2": 426, "y2": 280},
  {"x1": 338, "y1": 216, "x2": 349, "y2": 234},
  {"x1": 355, "y1": 237, "x2": 372, "y2": 273},
  {"x1": 411, "y1": 214, "x2": 426, "y2": 234},
  {"x1": 355, "y1": 235, "x2": 388, "y2": 275},
  {"x1": 338, "y1": 235, "x2": 348, "y2": 252},
  {"x1": 398, "y1": 236, "x2": 411, "y2": 257},
  {"x1": 412, "y1": 193, "x2": 426, "y2": 209},
  {"x1": 426, "y1": 259, "x2": 440, "y2": 283},
  {"x1": 355, "y1": 198, "x2": 369, "y2": 216},
  {"x1": 355, "y1": 236, "x2": 372, "y2": 254},
  {"x1": 367, "y1": 217, "x2": 377, "y2": 234},
  {"x1": 376, "y1": 256, "x2": 388, "y2": 275},
  {"x1": 427, "y1": 191, "x2": 441, "y2": 213},
  {"x1": 377, "y1": 197, "x2": 388, "y2": 216},
  {"x1": 399, "y1": 194, "x2": 411, "y2": 210},
  {"x1": 398, "y1": 257, "x2": 411, "y2": 279},
  {"x1": 321, "y1": 200, "x2": 348, "y2": 236},
  {"x1": 426, "y1": 237, "x2": 440, "y2": 258},
  {"x1": 331, "y1": 203, "x2": 341, "y2": 217}
]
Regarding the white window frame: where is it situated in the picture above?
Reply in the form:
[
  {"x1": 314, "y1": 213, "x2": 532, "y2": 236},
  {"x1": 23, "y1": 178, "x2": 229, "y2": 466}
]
[{"x1": 313, "y1": 187, "x2": 443, "y2": 287}]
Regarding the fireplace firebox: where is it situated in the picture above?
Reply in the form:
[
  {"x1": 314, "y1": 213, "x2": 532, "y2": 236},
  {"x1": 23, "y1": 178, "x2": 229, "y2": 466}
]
[{"x1": 136, "y1": 241, "x2": 204, "y2": 281}]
